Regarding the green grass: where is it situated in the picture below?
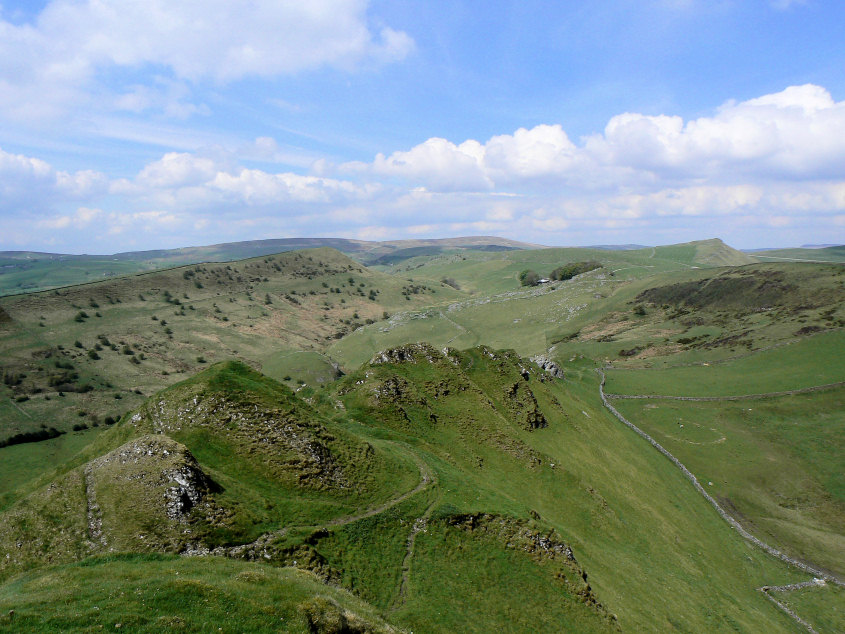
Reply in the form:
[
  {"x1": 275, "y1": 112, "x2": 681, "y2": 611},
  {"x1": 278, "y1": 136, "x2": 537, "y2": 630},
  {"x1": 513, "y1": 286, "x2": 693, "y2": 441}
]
[
  {"x1": 0, "y1": 240, "x2": 841, "y2": 631},
  {"x1": 0, "y1": 426, "x2": 102, "y2": 511},
  {"x1": 750, "y1": 245, "x2": 845, "y2": 264},
  {"x1": 0, "y1": 554, "x2": 394, "y2": 632},
  {"x1": 330, "y1": 346, "x2": 813, "y2": 631},
  {"x1": 604, "y1": 330, "x2": 845, "y2": 396},
  {"x1": 0, "y1": 247, "x2": 462, "y2": 440},
  {"x1": 259, "y1": 349, "x2": 341, "y2": 386},
  {"x1": 614, "y1": 387, "x2": 845, "y2": 576},
  {"x1": 776, "y1": 583, "x2": 845, "y2": 634}
]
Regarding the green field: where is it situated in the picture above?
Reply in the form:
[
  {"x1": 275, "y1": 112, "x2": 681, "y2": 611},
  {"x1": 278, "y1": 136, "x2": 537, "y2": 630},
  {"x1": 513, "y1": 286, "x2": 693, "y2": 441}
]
[
  {"x1": 604, "y1": 330, "x2": 845, "y2": 396},
  {"x1": 750, "y1": 245, "x2": 845, "y2": 264},
  {"x1": 614, "y1": 388, "x2": 845, "y2": 576}
]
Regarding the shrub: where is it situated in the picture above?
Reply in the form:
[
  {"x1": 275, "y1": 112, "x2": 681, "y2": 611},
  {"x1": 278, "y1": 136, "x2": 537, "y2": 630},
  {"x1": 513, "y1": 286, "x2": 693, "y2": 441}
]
[
  {"x1": 550, "y1": 261, "x2": 602, "y2": 282},
  {"x1": 519, "y1": 270, "x2": 540, "y2": 287}
]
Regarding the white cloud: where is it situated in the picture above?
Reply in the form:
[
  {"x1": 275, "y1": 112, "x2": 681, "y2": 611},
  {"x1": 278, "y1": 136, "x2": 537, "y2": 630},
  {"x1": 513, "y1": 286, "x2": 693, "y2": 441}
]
[
  {"x1": 4, "y1": 85, "x2": 845, "y2": 252},
  {"x1": 0, "y1": 0, "x2": 413, "y2": 122},
  {"x1": 598, "y1": 84, "x2": 845, "y2": 178},
  {"x1": 0, "y1": 146, "x2": 107, "y2": 211},
  {"x1": 371, "y1": 138, "x2": 491, "y2": 191},
  {"x1": 352, "y1": 84, "x2": 845, "y2": 192}
]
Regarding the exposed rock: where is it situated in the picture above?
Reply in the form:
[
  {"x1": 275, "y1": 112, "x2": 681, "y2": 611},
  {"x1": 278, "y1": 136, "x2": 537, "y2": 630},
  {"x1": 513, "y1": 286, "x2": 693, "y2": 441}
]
[
  {"x1": 88, "y1": 435, "x2": 218, "y2": 523},
  {"x1": 369, "y1": 342, "x2": 443, "y2": 366},
  {"x1": 445, "y1": 513, "x2": 617, "y2": 624},
  {"x1": 531, "y1": 355, "x2": 565, "y2": 380},
  {"x1": 135, "y1": 393, "x2": 350, "y2": 490}
]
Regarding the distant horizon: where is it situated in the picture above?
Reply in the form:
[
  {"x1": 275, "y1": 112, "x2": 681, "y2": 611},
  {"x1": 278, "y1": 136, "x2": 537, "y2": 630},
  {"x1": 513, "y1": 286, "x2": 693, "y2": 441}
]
[{"x1": 1, "y1": 234, "x2": 841, "y2": 258}]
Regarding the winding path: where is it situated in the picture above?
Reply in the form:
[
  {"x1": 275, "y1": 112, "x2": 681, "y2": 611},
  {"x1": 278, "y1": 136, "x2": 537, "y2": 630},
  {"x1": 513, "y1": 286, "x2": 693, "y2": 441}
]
[
  {"x1": 597, "y1": 369, "x2": 843, "y2": 632},
  {"x1": 389, "y1": 482, "x2": 441, "y2": 613}
]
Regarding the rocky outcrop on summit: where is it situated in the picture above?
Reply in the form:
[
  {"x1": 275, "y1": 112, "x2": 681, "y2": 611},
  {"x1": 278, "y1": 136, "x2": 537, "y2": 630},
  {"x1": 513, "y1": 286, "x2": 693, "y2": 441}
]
[
  {"x1": 444, "y1": 513, "x2": 618, "y2": 627},
  {"x1": 0, "y1": 435, "x2": 220, "y2": 580},
  {"x1": 89, "y1": 435, "x2": 216, "y2": 521},
  {"x1": 85, "y1": 435, "x2": 219, "y2": 551},
  {"x1": 133, "y1": 391, "x2": 352, "y2": 491},
  {"x1": 369, "y1": 342, "x2": 446, "y2": 366}
]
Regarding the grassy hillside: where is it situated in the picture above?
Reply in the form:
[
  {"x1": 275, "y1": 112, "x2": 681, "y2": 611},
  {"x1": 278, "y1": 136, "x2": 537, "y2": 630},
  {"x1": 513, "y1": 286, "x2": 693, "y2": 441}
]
[
  {"x1": 751, "y1": 245, "x2": 845, "y2": 264},
  {"x1": 0, "y1": 247, "x2": 463, "y2": 445},
  {"x1": 613, "y1": 388, "x2": 845, "y2": 577},
  {"x1": 0, "y1": 346, "x2": 821, "y2": 631},
  {"x1": 331, "y1": 256, "x2": 843, "y2": 373},
  {"x1": 0, "y1": 239, "x2": 841, "y2": 630},
  {"x1": 0, "y1": 555, "x2": 398, "y2": 632},
  {"x1": 0, "y1": 236, "x2": 537, "y2": 296}
]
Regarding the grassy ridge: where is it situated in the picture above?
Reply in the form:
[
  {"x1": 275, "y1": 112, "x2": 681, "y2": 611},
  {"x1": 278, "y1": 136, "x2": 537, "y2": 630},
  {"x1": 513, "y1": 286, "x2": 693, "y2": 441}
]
[
  {"x1": 0, "y1": 555, "x2": 395, "y2": 632},
  {"x1": 0, "y1": 239, "x2": 841, "y2": 630},
  {"x1": 0, "y1": 345, "x2": 815, "y2": 631}
]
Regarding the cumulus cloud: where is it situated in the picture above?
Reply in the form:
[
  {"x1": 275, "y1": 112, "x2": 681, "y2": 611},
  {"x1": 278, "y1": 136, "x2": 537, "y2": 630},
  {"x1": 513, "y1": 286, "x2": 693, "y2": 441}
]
[
  {"x1": 0, "y1": 0, "x2": 413, "y2": 121},
  {"x1": 598, "y1": 84, "x2": 845, "y2": 178},
  {"x1": 356, "y1": 84, "x2": 845, "y2": 192},
  {"x1": 0, "y1": 146, "x2": 107, "y2": 211}
]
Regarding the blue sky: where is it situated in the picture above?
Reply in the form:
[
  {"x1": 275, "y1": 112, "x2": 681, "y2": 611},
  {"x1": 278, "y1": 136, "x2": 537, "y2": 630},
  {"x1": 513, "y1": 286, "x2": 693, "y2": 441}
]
[{"x1": 1, "y1": 0, "x2": 844, "y2": 253}]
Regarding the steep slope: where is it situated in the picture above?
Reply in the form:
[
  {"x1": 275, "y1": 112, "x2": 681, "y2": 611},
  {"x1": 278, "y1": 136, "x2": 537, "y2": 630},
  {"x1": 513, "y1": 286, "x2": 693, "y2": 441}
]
[
  {"x1": 0, "y1": 247, "x2": 464, "y2": 445},
  {"x1": 0, "y1": 342, "x2": 821, "y2": 630},
  {"x1": 0, "y1": 361, "x2": 419, "y2": 581}
]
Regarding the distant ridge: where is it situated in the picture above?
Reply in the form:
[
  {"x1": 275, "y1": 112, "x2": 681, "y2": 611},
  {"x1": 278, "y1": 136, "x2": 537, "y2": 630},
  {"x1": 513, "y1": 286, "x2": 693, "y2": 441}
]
[{"x1": 586, "y1": 244, "x2": 649, "y2": 251}]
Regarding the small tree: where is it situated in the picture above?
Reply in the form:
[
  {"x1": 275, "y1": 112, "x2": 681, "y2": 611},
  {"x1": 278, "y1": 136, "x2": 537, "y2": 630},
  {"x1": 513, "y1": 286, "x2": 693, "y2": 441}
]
[{"x1": 519, "y1": 270, "x2": 540, "y2": 287}]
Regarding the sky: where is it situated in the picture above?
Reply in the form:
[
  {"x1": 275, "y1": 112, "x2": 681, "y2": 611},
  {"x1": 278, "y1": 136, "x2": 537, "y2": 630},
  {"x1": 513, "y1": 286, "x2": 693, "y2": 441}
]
[{"x1": 1, "y1": 0, "x2": 844, "y2": 253}]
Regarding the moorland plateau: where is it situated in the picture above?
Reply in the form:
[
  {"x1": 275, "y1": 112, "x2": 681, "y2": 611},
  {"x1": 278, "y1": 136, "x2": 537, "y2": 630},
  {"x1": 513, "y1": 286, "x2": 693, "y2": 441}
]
[{"x1": 0, "y1": 237, "x2": 842, "y2": 632}]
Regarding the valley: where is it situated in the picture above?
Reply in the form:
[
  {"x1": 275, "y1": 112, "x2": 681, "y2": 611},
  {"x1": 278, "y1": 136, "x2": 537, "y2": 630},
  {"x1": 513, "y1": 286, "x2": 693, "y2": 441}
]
[{"x1": 0, "y1": 237, "x2": 842, "y2": 632}]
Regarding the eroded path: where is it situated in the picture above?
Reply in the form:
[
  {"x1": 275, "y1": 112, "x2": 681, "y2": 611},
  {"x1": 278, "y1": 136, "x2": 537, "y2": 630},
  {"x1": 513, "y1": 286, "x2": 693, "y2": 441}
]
[
  {"x1": 389, "y1": 480, "x2": 441, "y2": 613},
  {"x1": 597, "y1": 369, "x2": 842, "y2": 632}
]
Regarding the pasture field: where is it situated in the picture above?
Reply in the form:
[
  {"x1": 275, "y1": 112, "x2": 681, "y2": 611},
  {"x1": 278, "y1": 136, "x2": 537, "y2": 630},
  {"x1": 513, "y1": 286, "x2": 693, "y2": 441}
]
[
  {"x1": 751, "y1": 245, "x2": 845, "y2": 264},
  {"x1": 613, "y1": 388, "x2": 845, "y2": 577},
  {"x1": 0, "y1": 426, "x2": 102, "y2": 511},
  {"x1": 778, "y1": 583, "x2": 845, "y2": 633},
  {"x1": 604, "y1": 329, "x2": 845, "y2": 396}
]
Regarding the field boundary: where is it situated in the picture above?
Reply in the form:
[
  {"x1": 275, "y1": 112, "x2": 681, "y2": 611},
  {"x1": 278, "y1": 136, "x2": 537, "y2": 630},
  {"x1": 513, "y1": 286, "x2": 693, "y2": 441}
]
[
  {"x1": 605, "y1": 381, "x2": 845, "y2": 402},
  {"x1": 597, "y1": 369, "x2": 842, "y2": 631}
]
